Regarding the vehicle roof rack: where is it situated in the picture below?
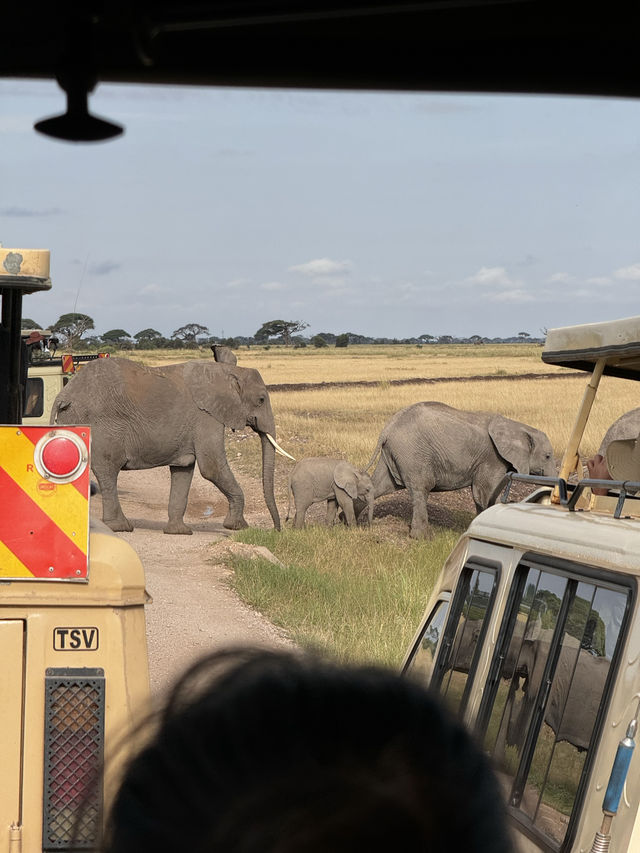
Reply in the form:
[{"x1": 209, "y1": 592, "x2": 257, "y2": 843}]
[{"x1": 502, "y1": 473, "x2": 640, "y2": 520}]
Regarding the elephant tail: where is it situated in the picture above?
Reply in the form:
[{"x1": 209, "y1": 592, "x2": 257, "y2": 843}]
[{"x1": 364, "y1": 438, "x2": 384, "y2": 472}]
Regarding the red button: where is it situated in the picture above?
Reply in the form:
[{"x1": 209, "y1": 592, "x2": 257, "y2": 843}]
[{"x1": 41, "y1": 437, "x2": 81, "y2": 476}]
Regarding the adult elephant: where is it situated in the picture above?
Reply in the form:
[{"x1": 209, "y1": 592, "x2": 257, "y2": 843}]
[
  {"x1": 498, "y1": 627, "x2": 610, "y2": 756},
  {"x1": 51, "y1": 357, "x2": 292, "y2": 534},
  {"x1": 363, "y1": 401, "x2": 555, "y2": 538},
  {"x1": 598, "y1": 407, "x2": 640, "y2": 455},
  {"x1": 211, "y1": 344, "x2": 237, "y2": 365}
]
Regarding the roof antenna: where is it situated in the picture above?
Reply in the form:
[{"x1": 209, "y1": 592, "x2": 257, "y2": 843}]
[{"x1": 34, "y1": 12, "x2": 123, "y2": 143}]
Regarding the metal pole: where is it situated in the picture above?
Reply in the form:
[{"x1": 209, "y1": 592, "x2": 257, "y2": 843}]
[{"x1": 552, "y1": 357, "x2": 606, "y2": 504}]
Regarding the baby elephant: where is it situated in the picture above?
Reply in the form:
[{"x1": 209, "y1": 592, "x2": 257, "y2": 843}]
[{"x1": 286, "y1": 457, "x2": 375, "y2": 529}]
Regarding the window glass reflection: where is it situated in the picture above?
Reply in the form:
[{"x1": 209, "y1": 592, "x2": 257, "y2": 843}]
[
  {"x1": 438, "y1": 568, "x2": 495, "y2": 714},
  {"x1": 522, "y1": 585, "x2": 627, "y2": 845},
  {"x1": 487, "y1": 570, "x2": 567, "y2": 778},
  {"x1": 481, "y1": 565, "x2": 629, "y2": 850},
  {"x1": 404, "y1": 600, "x2": 449, "y2": 686},
  {"x1": 24, "y1": 377, "x2": 44, "y2": 417}
]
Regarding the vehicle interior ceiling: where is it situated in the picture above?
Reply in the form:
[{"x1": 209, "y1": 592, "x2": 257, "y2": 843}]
[
  {"x1": 1, "y1": 1, "x2": 638, "y2": 420},
  {"x1": 2, "y1": 1, "x2": 639, "y2": 99}
]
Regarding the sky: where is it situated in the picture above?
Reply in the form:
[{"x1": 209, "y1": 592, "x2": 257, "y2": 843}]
[{"x1": 2, "y1": 80, "x2": 640, "y2": 341}]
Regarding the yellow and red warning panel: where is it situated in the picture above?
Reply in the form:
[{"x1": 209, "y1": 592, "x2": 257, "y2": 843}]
[
  {"x1": 0, "y1": 426, "x2": 91, "y2": 580},
  {"x1": 61, "y1": 354, "x2": 75, "y2": 374}
]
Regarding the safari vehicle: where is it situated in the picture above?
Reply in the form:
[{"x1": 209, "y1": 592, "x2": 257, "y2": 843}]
[
  {"x1": 0, "y1": 249, "x2": 149, "y2": 853},
  {"x1": 403, "y1": 314, "x2": 640, "y2": 853},
  {"x1": 22, "y1": 330, "x2": 108, "y2": 426}
]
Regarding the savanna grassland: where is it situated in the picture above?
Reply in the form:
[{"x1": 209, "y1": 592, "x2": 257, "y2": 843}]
[
  {"x1": 128, "y1": 342, "x2": 638, "y2": 462},
  {"x1": 124, "y1": 344, "x2": 639, "y2": 665}
]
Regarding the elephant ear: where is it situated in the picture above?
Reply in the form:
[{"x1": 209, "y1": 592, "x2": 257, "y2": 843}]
[
  {"x1": 334, "y1": 462, "x2": 358, "y2": 500},
  {"x1": 488, "y1": 416, "x2": 533, "y2": 474},
  {"x1": 182, "y1": 362, "x2": 247, "y2": 430}
]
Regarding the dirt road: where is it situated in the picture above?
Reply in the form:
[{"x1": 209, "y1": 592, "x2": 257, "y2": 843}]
[{"x1": 90, "y1": 466, "x2": 292, "y2": 700}]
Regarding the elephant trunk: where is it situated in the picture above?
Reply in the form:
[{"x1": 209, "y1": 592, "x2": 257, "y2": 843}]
[
  {"x1": 260, "y1": 432, "x2": 281, "y2": 531},
  {"x1": 367, "y1": 492, "x2": 374, "y2": 526}
]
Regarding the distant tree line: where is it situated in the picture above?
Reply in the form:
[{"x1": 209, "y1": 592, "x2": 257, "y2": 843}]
[{"x1": 21, "y1": 314, "x2": 544, "y2": 350}]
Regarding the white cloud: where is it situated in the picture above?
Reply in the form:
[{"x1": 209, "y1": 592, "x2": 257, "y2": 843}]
[
  {"x1": 225, "y1": 278, "x2": 250, "y2": 289},
  {"x1": 395, "y1": 282, "x2": 421, "y2": 301},
  {"x1": 548, "y1": 272, "x2": 574, "y2": 283},
  {"x1": 614, "y1": 263, "x2": 640, "y2": 281},
  {"x1": 260, "y1": 281, "x2": 286, "y2": 291},
  {"x1": 312, "y1": 275, "x2": 348, "y2": 289},
  {"x1": 488, "y1": 289, "x2": 535, "y2": 303},
  {"x1": 140, "y1": 283, "x2": 170, "y2": 295},
  {"x1": 586, "y1": 276, "x2": 612, "y2": 286},
  {"x1": 466, "y1": 266, "x2": 519, "y2": 287},
  {"x1": 289, "y1": 258, "x2": 353, "y2": 277}
]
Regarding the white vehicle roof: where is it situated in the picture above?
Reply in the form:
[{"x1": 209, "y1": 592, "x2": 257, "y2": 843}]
[
  {"x1": 467, "y1": 500, "x2": 640, "y2": 576},
  {"x1": 543, "y1": 314, "x2": 640, "y2": 380}
]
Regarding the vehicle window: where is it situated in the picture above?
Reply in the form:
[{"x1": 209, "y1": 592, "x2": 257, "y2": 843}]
[
  {"x1": 479, "y1": 563, "x2": 630, "y2": 850},
  {"x1": 23, "y1": 377, "x2": 43, "y2": 417},
  {"x1": 403, "y1": 599, "x2": 449, "y2": 686},
  {"x1": 434, "y1": 566, "x2": 497, "y2": 715}
]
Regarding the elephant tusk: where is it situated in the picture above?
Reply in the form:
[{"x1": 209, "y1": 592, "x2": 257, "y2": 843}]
[{"x1": 266, "y1": 433, "x2": 296, "y2": 461}]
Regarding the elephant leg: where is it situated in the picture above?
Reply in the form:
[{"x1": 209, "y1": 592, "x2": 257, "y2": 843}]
[
  {"x1": 407, "y1": 485, "x2": 430, "y2": 539},
  {"x1": 293, "y1": 496, "x2": 310, "y2": 529},
  {"x1": 472, "y1": 469, "x2": 507, "y2": 514},
  {"x1": 165, "y1": 464, "x2": 195, "y2": 534},
  {"x1": 336, "y1": 493, "x2": 356, "y2": 526},
  {"x1": 197, "y1": 450, "x2": 248, "y2": 530},
  {"x1": 92, "y1": 461, "x2": 133, "y2": 532},
  {"x1": 326, "y1": 498, "x2": 339, "y2": 526}
]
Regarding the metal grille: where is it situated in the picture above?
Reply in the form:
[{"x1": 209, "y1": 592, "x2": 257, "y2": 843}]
[{"x1": 43, "y1": 668, "x2": 105, "y2": 850}]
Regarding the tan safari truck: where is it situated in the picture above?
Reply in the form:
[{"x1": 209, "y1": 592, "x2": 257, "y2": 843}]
[
  {"x1": 1, "y1": 248, "x2": 150, "y2": 853},
  {"x1": 22, "y1": 330, "x2": 108, "y2": 426},
  {"x1": 403, "y1": 314, "x2": 640, "y2": 853}
]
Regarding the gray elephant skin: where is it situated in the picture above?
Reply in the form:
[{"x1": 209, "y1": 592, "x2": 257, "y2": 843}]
[
  {"x1": 211, "y1": 344, "x2": 237, "y2": 365},
  {"x1": 598, "y1": 407, "x2": 640, "y2": 455},
  {"x1": 286, "y1": 457, "x2": 374, "y2": 529},
  {"x1": 51, "y1": 357, "x2": 281, "y2": 534},
  {"x1": 496, "y1": 626, "x2": 609, "y2": 756},
  {"x1": 362, "y1": 401, "x2": 556, "y2": 538}
]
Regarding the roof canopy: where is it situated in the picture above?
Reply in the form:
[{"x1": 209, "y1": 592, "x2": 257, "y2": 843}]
[{"x1": 542, "y1": 316, "x2": 640, "y2": 380}]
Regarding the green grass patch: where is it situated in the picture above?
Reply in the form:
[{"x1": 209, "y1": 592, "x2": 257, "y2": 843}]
[{"x1": 223, "y1": 524, "x2": 461, "y2": 667}]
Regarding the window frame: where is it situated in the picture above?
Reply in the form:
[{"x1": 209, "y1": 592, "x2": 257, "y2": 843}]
[
  {"x1": 402, "y1": 594, "x2": 451, "y2": 685},
  {"x1": 406, "y1": 558, "x2": 501, "y2": 716},
  {"x1": 475, "y1": 553, "x2": 635, "y2": 853}
]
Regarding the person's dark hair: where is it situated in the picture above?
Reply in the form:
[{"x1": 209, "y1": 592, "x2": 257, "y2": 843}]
[{"x1": 101, "y1": 648, "x2": 512, "y2": 853}]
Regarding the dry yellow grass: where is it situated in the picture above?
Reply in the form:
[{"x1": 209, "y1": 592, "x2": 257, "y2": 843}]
[
  {"x1": 113, "y1": 344, "x2": 639, "y2": 467},
  {"x1": 121, "y1": 343, "x2": 567, "y2": 384},
  {"x1": 271, "y1": 374, "x2": 639, "y2": 468}
]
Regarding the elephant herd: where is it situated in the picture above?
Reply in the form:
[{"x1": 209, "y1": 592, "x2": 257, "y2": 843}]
[
  {"x1": 287, "y1": 402, "x2": 555, "y2": 538},
  {"x1": 51, "y1": 354, "x2": 640, "y2": 540}
]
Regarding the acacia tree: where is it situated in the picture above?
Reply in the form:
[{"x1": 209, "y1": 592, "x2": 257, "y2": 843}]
[
  {"x1": 171, "y1": 323, "x2": 210, "y2": 347},
  {"x1": 254, "y1": 319, "x2": 309, "y2": 346},
  {"x1": 51, "y1": 313, "x2": 95, "y2": 348},
  {"x1": 134, "y1": 328, "x2": 164, "y2": 349},
  {"x1": 102, "y1": 329, "x2": 132, "y2": 347},
  {"x1": 21, "y1": 318, "x2": 42, "y2": 330}
]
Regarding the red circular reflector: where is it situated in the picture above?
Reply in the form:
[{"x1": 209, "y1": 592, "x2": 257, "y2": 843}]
[{"x1": 41, "y1": 437, "x2": 82, "y2": 477}]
